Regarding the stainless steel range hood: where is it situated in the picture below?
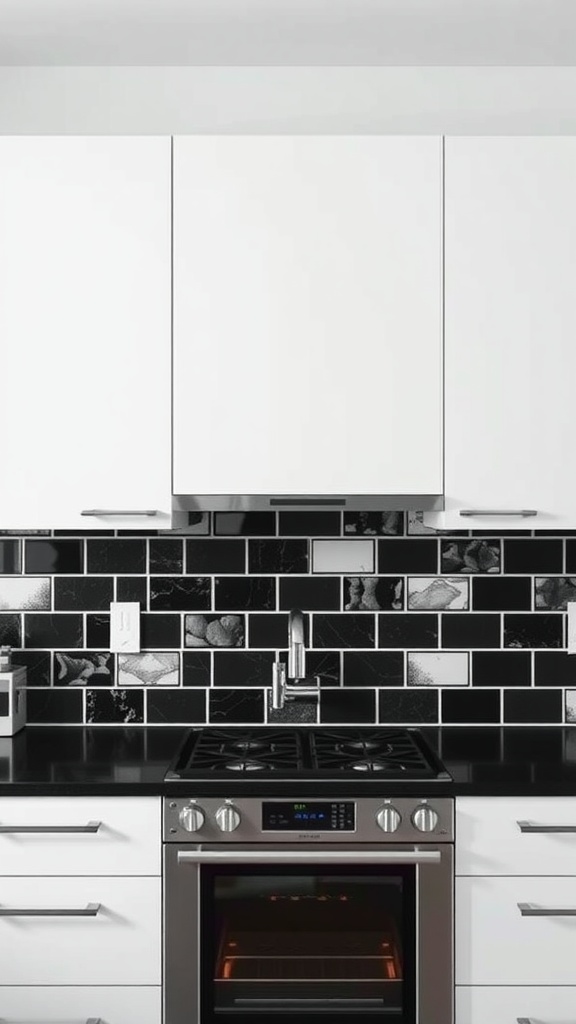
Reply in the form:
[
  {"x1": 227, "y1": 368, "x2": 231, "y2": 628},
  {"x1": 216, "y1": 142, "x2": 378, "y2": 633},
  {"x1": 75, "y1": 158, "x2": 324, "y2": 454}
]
[{"x1": 171, "y1": 492, "x2": 444, "y2": 527}]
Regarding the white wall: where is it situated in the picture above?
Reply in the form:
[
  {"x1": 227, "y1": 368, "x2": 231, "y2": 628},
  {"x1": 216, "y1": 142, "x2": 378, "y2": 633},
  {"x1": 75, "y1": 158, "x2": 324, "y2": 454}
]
[{"x1": 3, "y1": 66, "x2": 576, "y2": 134}]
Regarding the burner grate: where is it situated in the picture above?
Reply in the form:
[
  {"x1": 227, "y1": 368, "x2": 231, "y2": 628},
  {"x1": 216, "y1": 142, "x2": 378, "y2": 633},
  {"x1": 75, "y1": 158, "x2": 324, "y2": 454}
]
[{"x1": 309, "y1": 730, "x2": 440, "y2": 777}]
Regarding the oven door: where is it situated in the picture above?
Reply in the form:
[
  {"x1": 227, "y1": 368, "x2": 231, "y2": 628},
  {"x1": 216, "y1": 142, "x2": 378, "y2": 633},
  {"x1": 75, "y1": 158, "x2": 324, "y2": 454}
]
[{"x1": 164, "y1": 843, "x2": 453, "y2": 1024}]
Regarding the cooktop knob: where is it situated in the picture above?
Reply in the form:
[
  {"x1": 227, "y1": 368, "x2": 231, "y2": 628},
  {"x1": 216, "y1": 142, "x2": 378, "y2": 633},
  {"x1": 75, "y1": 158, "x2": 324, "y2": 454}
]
[
  {"x1": 412, "y1": 805, "x2": 439, "y2": 833},
  {"x1": 216, "y1": 804, "x2": 241, "y2": 833},
  {"x1": 376, "y1": 806, "x2": 402, "y2": 833},
  {"x1": 179, "y1": 804, "x2": 205, "y2": 833}
]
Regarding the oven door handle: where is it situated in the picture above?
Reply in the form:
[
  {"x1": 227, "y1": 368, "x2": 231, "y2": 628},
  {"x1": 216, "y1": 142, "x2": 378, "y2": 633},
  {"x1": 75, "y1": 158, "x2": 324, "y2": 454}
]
[{"x1": 177, "y1": 848, "x2": 442, "y2": 865}]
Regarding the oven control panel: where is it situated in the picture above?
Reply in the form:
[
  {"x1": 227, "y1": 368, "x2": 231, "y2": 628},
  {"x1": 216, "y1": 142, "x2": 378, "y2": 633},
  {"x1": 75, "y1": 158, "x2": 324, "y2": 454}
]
[{"x1": 263, "y1": 802, "x2": 355, "y2": 832}]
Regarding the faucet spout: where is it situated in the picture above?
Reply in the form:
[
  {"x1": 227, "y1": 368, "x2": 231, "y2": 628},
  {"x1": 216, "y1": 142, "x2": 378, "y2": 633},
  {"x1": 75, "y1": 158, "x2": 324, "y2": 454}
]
[{"x1": 288, "y1": 608, "x2": 306, "y2": 680}]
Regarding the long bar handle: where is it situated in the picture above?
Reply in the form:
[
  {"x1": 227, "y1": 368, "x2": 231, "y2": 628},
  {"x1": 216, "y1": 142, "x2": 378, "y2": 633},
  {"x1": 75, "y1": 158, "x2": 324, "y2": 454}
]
[
  {"x1": 518, "y1": 902, "x2": 576, "y2": 916},
  {"x1": 178, "y1": 849, "x2": 442, "y2": 865},
  {"x1": 81, "y1": 509, "x2": 158, "y2": 517},
  {"x1": 0, "y1": 1020, "x2": 101, "y2": 1023},
  {"x1": 0, "y1": 821, "x2": 101, "y2": 833},
  {"x1": 459, "y1": 509, "x2": 538, "y2": 517},
  {"x1": 518, "y1": 820, "x2": 576, "y2": 833},
  {"x1": 0, "y1": 903, "x2": 100, "y2": 917}
]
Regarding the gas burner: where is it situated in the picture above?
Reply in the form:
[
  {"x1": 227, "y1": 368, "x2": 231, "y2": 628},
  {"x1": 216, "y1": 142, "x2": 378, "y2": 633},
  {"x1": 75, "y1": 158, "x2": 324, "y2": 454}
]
[
  {"x1": 351, "y1": 760, "x2": 408, "y2": 773},
  {"x1": 339, "y1": 741, "x2": 393, "y2": 755},
  {"x1": 225, "y1": 760, "x2": 269, "y2": 772},
  {"x1": 227, "y1": 741, "x2": 269, "y2": 755}
]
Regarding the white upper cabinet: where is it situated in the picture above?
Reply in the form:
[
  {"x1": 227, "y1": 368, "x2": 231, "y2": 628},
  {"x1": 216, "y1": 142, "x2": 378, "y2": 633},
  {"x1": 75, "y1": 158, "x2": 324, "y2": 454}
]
[
  {"x1": 425, "y1": 136, "x2": 576, "y2": 531},
  {"x1": 0, "y1": 137, "x2": 171, "y2": 529},
  {"x1": 173, "y1": 136, "x2": 443, "y2": 510}
]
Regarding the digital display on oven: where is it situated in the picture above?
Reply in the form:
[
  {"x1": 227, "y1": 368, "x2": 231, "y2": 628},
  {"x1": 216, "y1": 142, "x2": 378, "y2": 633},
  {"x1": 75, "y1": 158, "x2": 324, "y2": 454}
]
[{"x1": 262, "y1": 801, "x2": 355, "y2": 831}]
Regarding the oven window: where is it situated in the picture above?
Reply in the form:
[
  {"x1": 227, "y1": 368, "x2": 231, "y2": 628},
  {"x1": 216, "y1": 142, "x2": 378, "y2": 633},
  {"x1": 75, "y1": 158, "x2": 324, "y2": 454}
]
[{"x1": 200, "y1": 863, "x2": 416, "y2": 1023}]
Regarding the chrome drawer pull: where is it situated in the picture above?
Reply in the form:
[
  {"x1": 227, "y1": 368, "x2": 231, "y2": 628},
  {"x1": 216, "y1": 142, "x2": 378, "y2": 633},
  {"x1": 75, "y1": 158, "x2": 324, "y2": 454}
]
[
  {"x1": 0, "y1": 821, "x2": 101, "y2": 833},
  {"x1": 0, "y1": 902, "x2": 100, "y2": 917},
  {"x1": 179, "y1": 849, "x2": 442, "y2": 865},
  {"x1": 459, "y1": 509, "x2": 538, "y2": 517},
  {"x1": 81, "y1": 509, "x2": 158, "y2": 516},
  {"x1": 518, "y1": 902, "x2": 576, "y2": 916},
  {"x1": 518, "y1": 820, "x2": 576, "y2": 833}
]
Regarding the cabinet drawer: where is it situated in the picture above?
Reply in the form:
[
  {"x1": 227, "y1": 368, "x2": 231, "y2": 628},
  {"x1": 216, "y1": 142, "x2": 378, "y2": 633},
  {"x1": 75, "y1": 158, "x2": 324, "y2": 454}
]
[
  {"x1": 456, "y1": 797, "x2": 576, "y2": 875},
  {"x1": 457, "y1": 876, "x2": 576, "y2": 985},
  {"x1": 0, "y1": 796, "x2": 160, "y2": 875},
  {"x1": 456, "y1": 985, "x2": 576, "y2": 1024},
  {"x1": 0, "y1": 986, "x2": 161, "y2": 1024},
  {"x1": 0, "y1": 876, "x2": 161, "y2": 985}
]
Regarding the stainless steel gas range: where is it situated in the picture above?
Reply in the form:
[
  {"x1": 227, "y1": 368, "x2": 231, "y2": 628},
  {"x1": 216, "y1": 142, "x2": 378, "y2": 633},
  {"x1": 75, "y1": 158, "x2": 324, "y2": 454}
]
[{"x1": 163, "y1": 728, "x2": 454, "y2": 1024}]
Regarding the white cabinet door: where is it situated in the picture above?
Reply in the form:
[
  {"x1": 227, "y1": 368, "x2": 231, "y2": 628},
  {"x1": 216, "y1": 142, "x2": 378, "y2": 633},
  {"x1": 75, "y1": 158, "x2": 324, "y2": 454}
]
[
  {"x1": 173, "y1": 136, "x2": 443, "y2": 504},
  {"x1": 0, "y1": 986, "x2": 161, "y2": 1024},
  {"x1": 0, "y1": 137, "x2": 171, "y2": 529},
  {"x1": 426, "y1": 137, "x2": 576, "y2": 531},
  {"x1": 457, "y1": 985, "x2": 576, "y2": 1024}
]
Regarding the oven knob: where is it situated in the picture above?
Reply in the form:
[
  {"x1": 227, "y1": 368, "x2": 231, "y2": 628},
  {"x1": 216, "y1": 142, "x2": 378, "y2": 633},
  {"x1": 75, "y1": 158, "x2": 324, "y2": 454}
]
[
  {"x1": 412, "y1": 805, "x2": 439, "y2": 833},
  {"x1": 376, "y1": 806, "x2": 402, "y2": 833},
  {"x1": 179, "y1": 804, "x2": 205, "y2": 833},
  {"x1": 216, "y1": 804, "x2": 241, "y2": 833}
]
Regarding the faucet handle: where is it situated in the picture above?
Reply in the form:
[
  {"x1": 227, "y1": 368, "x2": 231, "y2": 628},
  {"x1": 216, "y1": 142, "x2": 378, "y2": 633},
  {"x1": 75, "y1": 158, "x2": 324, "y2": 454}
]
[{"x1": 272, "y1": 660, "x2": 287, "y2": 711}]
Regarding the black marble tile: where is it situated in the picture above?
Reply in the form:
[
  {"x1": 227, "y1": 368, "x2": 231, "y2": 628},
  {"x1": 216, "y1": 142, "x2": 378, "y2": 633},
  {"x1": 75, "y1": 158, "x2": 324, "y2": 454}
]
[
  {"x1": 504, "y1": 614, "x2": 563, "y2": 649},
  {"x1": 378, "y1": 539, "x2": 437, "y2": 573},
  {"x1": 214, "y1": 650, "x2": 276, "y2": 686},
  {"x1": 54, "y1": 529, "x2": 114, "y2": 536},
  {"x1": 0, "y1": 614, "x2": 22, "y2": 647},
  {"x1": 0, "y1": 540, "x2": 20, "y2": 573},
  {"x1": 215, "y1": 577, "x2": 275, "y2": 611},
  {"x1": 504, "y1": 539, "x2": 563, "y2": 574},
  {"x1": 345, "y1": 577, "x2": 403, "y2": 611},
  {"x1": 86, "y1": 689, "x2": 144, "y2": 724},
  {"x1": 378, "y1": 688, "x2": 438, "y2": 724},
  {"x1": 214, "y1": 512, "x2": 276, "y2": 536},
  {"x1": 141, "y1": 614, "x2": 182, "y2": 649},
  {"x1": 116, "y1": 530, "x2": 159, "y2": 537},
  {"x1": 87, "y1": 539, "x2": 146, "y2": 574},
  {"x1": 345, "y1": 512, "x2": 404, "y2": 536},
  {"x1": 534, "y1": 650, "x2": 576, "y2": 686},
  {"x1": 185, "y1": 614, "x2": 244, "y2": 649},
  {"x1": 249, "y1": 614, "x2": 308, "y2": 649},
  {"x1": 186, "y1": 539, "x2": 246, "y2": 574},
  {"x1": 472, "y1": 577, "x2": 531, "y2": 611},
  {"x1": 86, "y1": 614, "x2": 110, "y2": 648},
  {"x1": 441, "y1": 539, "x2": 500, "y2": 574},
  {"x1": 441, "y1": 689, "x2": 501, "y2": 724},
  {"x1": 279, "y1": 577, "x2": 340, "y2": 612},
  {"x1": 535, "y1": 577, "x2": 576, "y2": 610},
  {"x1": 320, "y1": 689, "x2": 376, "y2": 724},
  {"x1": 24, "y1": 614, "x2": 82, "y2": 649},
  {"x1": 307, "y1": 651, "x2": 341, "y2": 686},
  {"x1": 343, "y1": 650, "x2": 404, "y2": 687},
  {"x1": 149, "y1": 538, "x2": 184, "y2": 574},
  {"x1": 378, "y1": 614, "x2": 438, "y2": 649},
  {"x1": 441, "y1": 614, "x2": 501, "y2": 649},
  {"x1": 182, "y1": 651, "x2": 212, "y2": 687},
  {"x1": 147, "y1": 689, "x2": 206, "y2": 724},
  {"x1": 25, "y1": 540, "x2": 84, "y2": 574},
  {"x1": 54, "y1": 651, "x2": 114, "y2": 686},
  {"x1": 472, "y1": 651, "x2": 532, "y2": 687},
  {"x1": 12, "y1": 650, "x2": 51, "y2": 686},
  {"x1": 313, "y1": 614, "x2": 375, "y2": 649},
  {"x1": 54, "y1": 577, "x2": 113, "y2": 612},
  {"x1": 208, "y1": 688, "x2": 265, "y2": 724},
  {"x1": 279, "y1": 511, "x2": 341, "y2": 536},
  {"x1": 249, "y1": 540, "x2": 308, "y2": 574},
  {"x1": 565, "y1": 542, "x2": 576, "y2": 573},
  {"x1": 504, "y1": 688, "x2": 563, "y2": 724},
  {"x1": 27, "y1": 688, "x2": 83, "y2": 724},
  {"x1": 149, "y1": 577, "x2": 211, "y2": 612},
  {"x1": 116, "y1": 576, "x2": 148, "y2": 606}
]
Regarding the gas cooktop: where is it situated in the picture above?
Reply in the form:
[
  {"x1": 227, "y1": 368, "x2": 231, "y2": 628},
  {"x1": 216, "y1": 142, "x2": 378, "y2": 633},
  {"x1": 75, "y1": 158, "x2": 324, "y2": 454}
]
[{"x1": 165, "y1": 727, "x2": 450, "y2": 783}]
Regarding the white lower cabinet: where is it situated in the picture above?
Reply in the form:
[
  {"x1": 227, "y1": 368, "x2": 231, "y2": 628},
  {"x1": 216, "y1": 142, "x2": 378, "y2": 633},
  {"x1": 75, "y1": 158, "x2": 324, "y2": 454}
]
[
  {"x1": 0, "y1": 876, "x2": 161, "y2": 986},
  {"x1": 0, "y1": 985, "x2": 161, "y2": 1023},
  {"x1": 456, "y1": 985, "x2": 576, "y2": 1024}
]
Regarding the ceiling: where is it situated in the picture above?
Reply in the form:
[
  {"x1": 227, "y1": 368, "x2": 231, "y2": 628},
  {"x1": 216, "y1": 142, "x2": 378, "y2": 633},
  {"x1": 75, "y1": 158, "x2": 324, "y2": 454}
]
[{"x1": 0, "y1": 0, "x2": 575, "y2": 66}]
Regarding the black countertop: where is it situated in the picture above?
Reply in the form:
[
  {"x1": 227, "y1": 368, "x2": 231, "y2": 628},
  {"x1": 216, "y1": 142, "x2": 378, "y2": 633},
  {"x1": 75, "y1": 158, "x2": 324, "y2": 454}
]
[{"x1": 1, "y1": 726, "x2": 576, "y2": 797}]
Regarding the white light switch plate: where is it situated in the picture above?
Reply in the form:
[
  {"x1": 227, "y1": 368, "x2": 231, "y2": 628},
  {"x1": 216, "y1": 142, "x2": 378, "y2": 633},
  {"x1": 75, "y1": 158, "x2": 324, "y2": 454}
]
[
  {"x1": 568, "y1": 602, "x2": 576, "y2": 654},
  {"x1": 110, "y1": 601, "x2": 141, "y2": 653}
]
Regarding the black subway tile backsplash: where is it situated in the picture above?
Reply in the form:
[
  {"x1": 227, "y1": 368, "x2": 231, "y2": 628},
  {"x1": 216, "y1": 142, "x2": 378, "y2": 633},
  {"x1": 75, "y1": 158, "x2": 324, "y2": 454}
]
[
  {"x1": 280, "y1": 511, "x2": 341, "y2": 536},
  {"x1": 320, "y1": 688, "x2": 376, "y2": 724},
  {"x1": 54, "y1": 577, "x2": 113, "y2": 612},
  {"x1": 149, "y1": 538, "x2": 184, "y2": 574},
  {"x1": 86, "y1": 688, "x2": 144, "y2": 724},
  {"x1": 87, "y1": 539, "x2": 146, "y2": 574},
  {"x1": 441, "y1": 688, "x2": 501, "y2": 724},
  {"x1": 472, "y1": 577, "x2": 532, "y2": 611},
  {"x1": 441, "y1": 613, "x2": 501, "y2": 649},
  {"x1": 86, "y1": 614, "x2": 110, "y2": 648},
  {"x1": 313, "y1": 614, "x2": 375, "y2": 649},
  {"x1": 116, "y1": 576, "x2": 148, "y2": 605},
  {"x1": 141, "y1": 613, "x2": 182, "y2": 649},
  {"x1": 248, "y1": 613, "x2": 305, "y2": 649},
  {"x1": 214, "y1": 650, "x2": 276, "y2": 687},
  {"x1": 214, "y1": 512, "x2": 276, "y2": 536},
  {"x1": 26, "y1": 539, "x2": 84, "y2": 574},
  {"x1": 472, "y1": 650, "x2": 532, "y2": 687},
  {"x1": 208, "y1": 688, "x2": 265, "y2": 724},
  {"x1": 0, "y1": 540, "x2": 20, "y2": 573},
  {"x1": 249, "y1": 539, "x2": 308, "y2": 574},
  {"x1": 503, "y1": 688, "x2": 563, "y2": 724},
  {"x1": 343, "y1": 650, "x2": 404, "y2": 687},
  {"x1": 534, "y1": 650, "x2": 576, "y2": 686},
  {"x1": 378, "y1": 614, "x2": 438, "y2": 649},
  {"x1": 504, "y1": 539, "x2": 564, "y2": 574},
  {"x1": 379, "y1": 539, "x2": 437, "y2": 574},
  {"x1": 187, "y1": 539, "x2": 246, "y2": 574},
  {"x1": 378, "y1": 688, "x2": 438, "y2": 724},
  {"x1": 440, "y1": 539, "x2": 500, "y2": 574},
  {"x1": 25, "y1": 614, "x2": 81, "y2": 649},
  {"x1": 215, "y1": 577, "x2": 276, "y2": 611},
  {"x1": 280, "y1": 577, "x2": 340, "y2": 611},
  {"x1": 147, "y1": 688, "x2": 206, "y2": 724},
  {"x1": 182, "y1": 651, "x2": 212, "y2": 687},
  {"x1": 504, "y1": 613, "x2": 564, "y2": 649},
  {"x1": 27, "y1": 687, "x2": 83, "y2": 724},
  {"x1": 149, "y1": 577, "x2": 211, "y2": 612}
]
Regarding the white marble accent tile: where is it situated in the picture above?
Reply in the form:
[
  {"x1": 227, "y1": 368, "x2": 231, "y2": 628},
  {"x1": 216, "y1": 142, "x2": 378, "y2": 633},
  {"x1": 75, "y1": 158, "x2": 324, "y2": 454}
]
[
  {"x1": 566, "y1": 690, "x2": 576, "y2": 723},
  {"x1": 408, "y1": 577, "x2": 469, "y2": 610},
  {"x1": 312, "y1": 539, "x2": 375, "y2": 574},
  {"x1": 118, "y1": 652, "x2": 179, "y2": 686},
  {"x1": 408, "y1": 651, "x2": 469, "y2": 687},
  {"x1": 0, "y1": 577, "x2": 50, "y2": 610}
]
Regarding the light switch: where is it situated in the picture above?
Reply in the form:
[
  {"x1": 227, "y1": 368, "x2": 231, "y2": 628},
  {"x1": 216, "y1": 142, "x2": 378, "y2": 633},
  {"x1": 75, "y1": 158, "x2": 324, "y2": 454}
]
[
  {"x1": 110, "y1": 601, "x2": 141, "y2": 653},
  {"x1": 568, "y1": 602, "x2": 576, "y2": 654}
]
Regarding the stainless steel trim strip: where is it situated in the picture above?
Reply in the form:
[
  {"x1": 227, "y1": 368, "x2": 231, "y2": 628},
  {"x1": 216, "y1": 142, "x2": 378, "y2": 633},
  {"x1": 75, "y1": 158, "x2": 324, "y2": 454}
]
[
  {"x1": 0, "y1": 821, "x2": 101, "y2": 834},
  {"x1": 178, "y1": 848, "x2": 442, "y2": 865},
  {"x1": 81, "y1": 509, "x2": 158, "y2": 516},
  {"x1": 172, "y1": 493, "x2": 445, "y2": 515},
  {"x1": 0, "y1": 903, "x2": 100, "y2": 917},
  {"x1": 518, "y1": 902, "x2": 576, "y2": 916},
  {"x1": 518, "y1": 821, "x2": 576, "y2": 833},
  {"x1": 459, "y1": 509, "x2": 538, "y2": 517}
]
